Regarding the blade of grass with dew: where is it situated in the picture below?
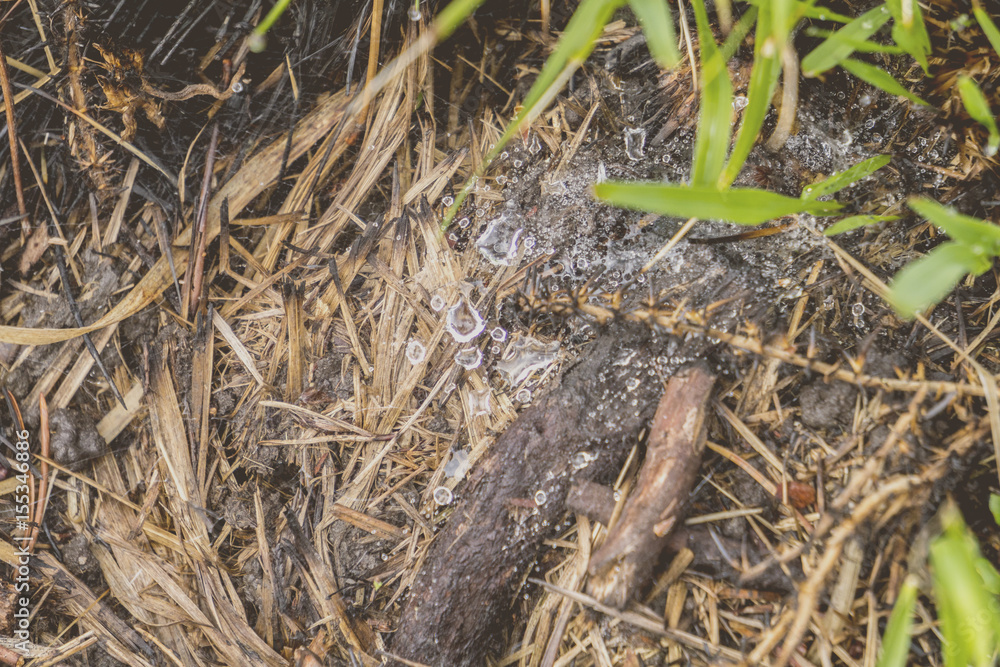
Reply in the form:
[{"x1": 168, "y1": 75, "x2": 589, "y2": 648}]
[
  {"x1": 802, "y1": 154, "x2": 891, "y2": 200},
  {"x1": 799, "y1": 5, "x2": 853, "y2": 23},
  {"x1": 594, "y1": 182, "x2": 841, "y2": 224},
  {"x1": 824, "y1": 214, "x2": 898, "y2": 236},
  {"x1": 957, "y1": 74, "x2": 1000, "y2": 157},
  {"x1": 690, "y1": 0, "x2": 733, "y2": 187},
  {"x1": 720, "y1": 0, "x2": 791, "y2": 187},
  {"x1": 801, "y1": 4, "x2": 891, "y2": 76},
  {"x1": 443, "y1": 0, "x2": 624, "y2": 228},
  {"x1": 628, "y1": 0, "x2": 679, "y2": 69},
  {"x1": 888, "y1": 242, "x2": 992, "y2": 318},
  {"x1": 973, "y1": 1, "x2": 1000, "y2": 56},
  {"x1": 908, "y1": 196, "x2": 1000, "y2": 249},
  {"x1": 840, "y1": 58, "x2": 929, "y2": 106},
  {"x1": 876, "y1": 575, "x2": 919, "y2": 667},
  {"x1": 885, "y1": 0, "x2": 931, "y2": 73}
]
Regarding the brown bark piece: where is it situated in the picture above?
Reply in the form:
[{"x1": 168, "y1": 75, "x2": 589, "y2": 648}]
[
  {"x1": 390, "y1": 321, "x2": 670, "y2": 666},
  {"x1": 586, "y1": 363, "x2": 716, "y2": 608}
]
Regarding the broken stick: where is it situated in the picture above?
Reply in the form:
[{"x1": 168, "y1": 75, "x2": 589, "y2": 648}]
[{"x1": 587, "y1": 362, "x2": 715, "y2": 608}]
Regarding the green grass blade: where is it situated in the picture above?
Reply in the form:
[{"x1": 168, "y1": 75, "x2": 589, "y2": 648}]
[
  {"x1": 803, "y1": 28, "x2": 905, "y2": 55},
  {"x1": 802, "y1": 154, "x2": 891, "y2": 200},
  {"x1": 720, "y1": 2, "x2": 784, "y2": 187},
  {"x1": 888, "y1": 242, "x2": 991, "y2": 318},
  {"x1": 628, "y1": 0, "x2": 680, "y2": 69},
  {"x1": 886, "y1": 0, "x2": 931, "y2": 73},
  {"x1": 798, "y1": 5, "x2": 852, "y2": 23},
  {"x1": 840, "y1": 59, "x2": 929, "y2": 106},
  {"x1": 908, "y1": 196, "x2": 1000, "y2": 248},
  {"x1": 824, "y1": 214, "x2": 898, "y2": 236},
  {"x1": 443, "y1": 0, "x2": 623, "y2": 227},
  {"x1": 249, "y1": 0, "x2": 294, "y2": 52},
  {"x1": 876, "y1": 575, "x2": 919, "y2": 667},
  {"x1": 690, "y1": 0, "x2": 733, "y2": 187},
  {"x1": 801, "y1": 4, "x2": 891, "y2": 77},
  {"x1": 433, "y1": 0, "x2": 493, "y2": 38},
  {"x1": 973, "y1": 2, "x2": 1000, "y2": 57},
  {"x1": 991, "y1": 494, "x2": 1000, "y2": 527},
  {"x1": 595, "y1": 182, "x2": 841, "y2": 224},
  {"x1": 930, "y1": 503, "x2": 1000, "y2": 667},
  {"x1": 958, "y1": 74, "x2": 1000, "y2": 157},
  {"x1": 719, "y1": 5, "x2": 759, "y2": 62}
]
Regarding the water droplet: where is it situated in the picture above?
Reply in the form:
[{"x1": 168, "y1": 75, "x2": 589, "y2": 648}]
[
  {"x1": 431, "y1": 294, "x2": 446, "y2": 312},
  {"x1": 613, "y1": 490, "x2": 621, "y2": 501},
  {"x1": 408, "y1": 3, "x2": 422, "y2": 20},
  {"x1": 495, "y1": 335, "x2": 560, "y2": 384},
  {"x1": 381, "y1": 553, "x2": 389, "y2": 561},
  {"x1": 623, "y1": 127, "x2": 646, "y2": 161},
  {"x1": 442, "y1": 195, "x2": 454, "y2": 206},
  {"x1": 596, "y1": 161, "x2": 607, "y2": 183},
  {"x1": 515, "y1": 388, "x2": 532, "y2": 403},
  {"x1": 455, "y1": 346, "x2": 483, "y2": 369},
  {"x1": 852, "y1": 302, "x2": 865, "y2": 317},
  {"x1": 470, "y1": 388, "x2": 491, "y2": 416},
  {"x1": 514, "y1": 159, "x2": 523, "y2": 168},
  {"x1": 458, "y1": 217, "x2": 471, "y2": 229},
  {"x1": 231, "y1": 81, "x2": 244, "y2": 94},
  {"x1": 501, "y1": 151, "x2": 509, "y2": 159},
  {"x1": 405, "y1": 340, "x2": 426, "y2": 364},
  {"x1": 534, "y1": 490, "x2": 548, "y2": 506},
  {"x1": 476, "y1": 216, "x2": 524, "y2": 266},
  {"x1": 444, "y1": 449, "x2": 471, "y2": 479},
  {"x1": 490, "y1": 327, "x2": 507, "y2": 342},
  {"x1": 733, "y1": 95, "x2": 749, "y2": 110},
  {"x1": 571, "y1": 451, "x2": 596, "y2": 470},
  {"x1": 511, "y1": 176, "x2": 519, "y2": 184},
  {"x1": 528, "y1": 133, "x2": 542, "y2": 155},
  {"x1": 433, "y1": 486, "x2": 453, "y2": 505},
  {"x1": 446, "y1": 297, "x2": 485, "y2": 342},
  {"x1": 626, "y1": 377, "x2": 640, "y2": 391},
  {"x1": 864, "y1": 118, "x2": 875, "y2": 130}
]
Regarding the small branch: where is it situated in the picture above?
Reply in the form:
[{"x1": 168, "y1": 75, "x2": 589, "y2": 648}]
[{"x1": 586, "y1": 363, "x2": 716, "y2": 607}]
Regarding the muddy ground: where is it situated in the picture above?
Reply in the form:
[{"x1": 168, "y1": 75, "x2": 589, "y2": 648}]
[{"x1": 0, "y1": 1, "x2": 998, "y2": 666}]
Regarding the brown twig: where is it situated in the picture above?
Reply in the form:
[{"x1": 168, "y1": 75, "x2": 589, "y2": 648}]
[
  {"x1": 586, "y1": 363, "x2": 716, "y2": 608},
  {"x1": 0, "y1": 35, "x2": 27, "y2": 219},
  {"x1": 28, "y1": 392, "x2": 50, "y2": 554},
  {"x1": 184, "y1": 122, "x2": 220, "y2": 318}
]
